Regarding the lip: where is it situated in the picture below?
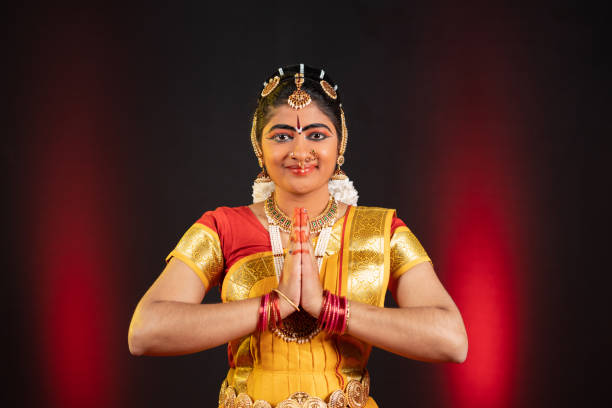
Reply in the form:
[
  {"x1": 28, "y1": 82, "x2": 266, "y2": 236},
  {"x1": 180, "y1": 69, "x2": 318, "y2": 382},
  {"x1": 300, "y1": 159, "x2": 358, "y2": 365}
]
[{"x1": 287, "y1": 165, "x2": 317, "y2": 175}]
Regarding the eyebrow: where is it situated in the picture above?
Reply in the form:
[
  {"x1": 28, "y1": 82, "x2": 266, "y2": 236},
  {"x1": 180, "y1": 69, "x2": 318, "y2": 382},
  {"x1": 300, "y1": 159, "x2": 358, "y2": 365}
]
[{"x1": 267, "y1": 123, "x2": 332, "y2": 134}]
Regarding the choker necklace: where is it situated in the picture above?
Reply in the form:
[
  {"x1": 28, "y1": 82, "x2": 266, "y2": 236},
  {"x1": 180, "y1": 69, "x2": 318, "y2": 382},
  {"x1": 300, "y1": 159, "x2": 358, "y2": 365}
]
[{"x1": 264, "y1": 192, "x2": 338, "y2": 234}]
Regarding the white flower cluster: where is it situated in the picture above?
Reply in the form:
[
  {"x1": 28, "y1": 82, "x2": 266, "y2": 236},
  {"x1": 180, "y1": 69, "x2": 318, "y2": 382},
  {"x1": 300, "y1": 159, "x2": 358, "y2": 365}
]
[{"x1": 252, "y1": 178, "x2": 359, "y2": 206}]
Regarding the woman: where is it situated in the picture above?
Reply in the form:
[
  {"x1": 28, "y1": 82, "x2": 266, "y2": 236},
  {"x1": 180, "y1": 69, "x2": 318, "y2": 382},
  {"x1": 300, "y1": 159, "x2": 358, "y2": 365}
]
[{"x1": 128, "y1": 64, "x2": 467, "y2": 408}]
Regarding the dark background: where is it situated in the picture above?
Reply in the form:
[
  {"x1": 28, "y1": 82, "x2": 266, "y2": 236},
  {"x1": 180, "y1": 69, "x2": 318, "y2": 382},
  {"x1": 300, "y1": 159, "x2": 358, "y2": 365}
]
[{"x1": 6, "y1": 1, "x2": 609, "y2": 407}]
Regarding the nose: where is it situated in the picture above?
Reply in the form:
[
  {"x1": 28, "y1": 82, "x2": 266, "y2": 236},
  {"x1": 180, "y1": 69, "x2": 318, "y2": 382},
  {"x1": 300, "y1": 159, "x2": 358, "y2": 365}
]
[{"x1": 290, "y1": 135, "x2": 310, "y2": 161}]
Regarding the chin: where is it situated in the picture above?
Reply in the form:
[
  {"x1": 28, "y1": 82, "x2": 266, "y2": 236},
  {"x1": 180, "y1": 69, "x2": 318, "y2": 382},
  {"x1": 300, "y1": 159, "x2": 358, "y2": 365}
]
[{"x1": 278, "y1": 178, "x2": 327, "y2": 196}]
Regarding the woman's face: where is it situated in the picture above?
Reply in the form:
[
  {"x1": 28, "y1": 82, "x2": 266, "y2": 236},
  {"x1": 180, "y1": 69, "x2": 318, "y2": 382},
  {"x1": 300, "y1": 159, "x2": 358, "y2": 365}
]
[{"x1": 261, "y1": 103, "x2": 338, "y2": 196}]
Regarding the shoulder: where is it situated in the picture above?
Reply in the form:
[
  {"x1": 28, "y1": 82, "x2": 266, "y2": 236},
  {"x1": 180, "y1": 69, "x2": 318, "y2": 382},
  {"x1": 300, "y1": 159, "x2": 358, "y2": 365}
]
[
  {"x1": 195, "y1": 205, "x2": 254, "y2": 226},
  {"x1": 194, "y1": 204, "x2": 266, "y2": 241}
]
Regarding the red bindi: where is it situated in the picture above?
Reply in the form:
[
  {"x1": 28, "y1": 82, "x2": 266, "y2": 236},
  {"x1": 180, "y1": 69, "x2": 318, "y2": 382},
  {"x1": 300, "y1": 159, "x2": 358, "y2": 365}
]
[{"x1": 296, "y1": 115, "x2": 302, "y2": 133}]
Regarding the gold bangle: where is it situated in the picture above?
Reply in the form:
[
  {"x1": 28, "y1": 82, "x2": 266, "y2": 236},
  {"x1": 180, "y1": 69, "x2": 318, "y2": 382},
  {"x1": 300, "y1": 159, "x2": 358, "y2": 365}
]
[{"x1": 272, "y1": 289, "x2": 300, "y2": 311}]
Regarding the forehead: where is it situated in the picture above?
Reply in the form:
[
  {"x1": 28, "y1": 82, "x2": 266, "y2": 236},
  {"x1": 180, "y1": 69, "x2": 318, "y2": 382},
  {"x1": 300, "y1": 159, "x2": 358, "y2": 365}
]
[{"x1": 265, "y1": 104, "x2": 335, "y2": 130}]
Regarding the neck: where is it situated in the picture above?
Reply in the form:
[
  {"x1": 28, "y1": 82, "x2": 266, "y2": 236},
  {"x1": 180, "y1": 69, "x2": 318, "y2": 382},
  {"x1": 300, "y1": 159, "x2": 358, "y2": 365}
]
[{"x1": 274, "y1": 185, "x2": 331, "y2": 218}]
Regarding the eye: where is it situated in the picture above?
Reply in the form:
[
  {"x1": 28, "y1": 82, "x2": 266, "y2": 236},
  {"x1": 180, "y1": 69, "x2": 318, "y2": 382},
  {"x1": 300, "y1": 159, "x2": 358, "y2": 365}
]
[
  {"x1": 270, "y1": 133, "x2": 293, "y2": 142},
  {"x1": 307, "y1": 132, "x2": 329, "y2": 141}
]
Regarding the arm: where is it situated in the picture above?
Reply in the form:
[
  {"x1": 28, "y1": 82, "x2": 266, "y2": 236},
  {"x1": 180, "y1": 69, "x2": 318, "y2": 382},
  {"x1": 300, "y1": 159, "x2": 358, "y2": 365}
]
[
  {"x1": 128, "y1": 256, "x2": 297, "y2": 356},
  {"x1": 345, "y1": 261, "x2": 468, "y2": 363},
  {"x1": 128, "y1": 257, "x2": 257, "y2": 356},
  {"x1": 299, "y1": 211, "x2": 467, "y2": 363}
]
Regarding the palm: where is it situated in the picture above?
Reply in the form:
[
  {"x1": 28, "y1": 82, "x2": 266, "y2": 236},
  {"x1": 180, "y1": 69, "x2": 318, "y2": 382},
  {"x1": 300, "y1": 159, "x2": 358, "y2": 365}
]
[{"x1": 299, "y1": 212, "x2": 324, "y2": 317}]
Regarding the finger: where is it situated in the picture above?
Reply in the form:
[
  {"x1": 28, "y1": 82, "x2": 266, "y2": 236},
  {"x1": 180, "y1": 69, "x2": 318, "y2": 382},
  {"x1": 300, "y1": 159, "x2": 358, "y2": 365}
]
[
  {"x1": 291, "y1": 207, "x2": 305, "y2": 254},
  {"x1": 301, "y1": 211, "x2": 316, "y2": 268},
  {"x1": 300, "y1": 208, "x2": 309, "y2": 244},
  {"x1": 283, "y1": 208, "x2": 301, "y2": 273}
]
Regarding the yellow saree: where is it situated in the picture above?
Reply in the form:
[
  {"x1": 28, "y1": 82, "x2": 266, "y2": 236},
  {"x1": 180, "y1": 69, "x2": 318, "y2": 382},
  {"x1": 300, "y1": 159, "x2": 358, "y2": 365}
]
[{"x1": 167, "y1": 205, "x2": 431, "y2": 407}]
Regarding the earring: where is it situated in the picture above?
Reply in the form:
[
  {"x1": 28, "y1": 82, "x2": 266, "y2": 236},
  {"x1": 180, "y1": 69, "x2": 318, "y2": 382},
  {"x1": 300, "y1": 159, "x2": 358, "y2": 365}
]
[
  {"x1": 255, "y1": 165, "x2": 271, "y2": 183},
  {"x1": 331, "y1": 155, "x2": 347, "y2": 180},
  {"x1": 331, "y1": 107, "x2": 348, "y2": 180},
  {"x1": 252, "y1": 156, "x2": 274, "y2": 203},
  {"x1": 251, "y1": 113, "x2": 275, "y2": 202},
  {"x1": 252, "y1": 164, "x2": 275, "y2": 203}
]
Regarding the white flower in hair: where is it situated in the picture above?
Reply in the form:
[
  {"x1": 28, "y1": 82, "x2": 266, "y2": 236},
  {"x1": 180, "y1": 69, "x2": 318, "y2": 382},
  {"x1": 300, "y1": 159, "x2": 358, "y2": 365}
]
[
  {"x1": 252, "y1": 180, "x2": 275, "y2": 204},
  {"x1": 328, "y1": 178, "x2": 358, "y2": 206}
]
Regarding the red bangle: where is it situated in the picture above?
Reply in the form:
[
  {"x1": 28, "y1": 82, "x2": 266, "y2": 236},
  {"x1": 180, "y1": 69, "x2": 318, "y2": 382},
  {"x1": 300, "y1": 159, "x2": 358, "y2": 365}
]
[
  {"x1": 261, "y1": 293, "x2": 270, "y2": 332},
  {"x1": 338, "y1": 296, "x2": 346, "y2": 334},
  {"x1": 258, "y1": 294, "x2": 265, "y2": 332},
  {"x1": 323, "y1": 292, "x2": 333, "y2": 331},
  {"x1": 329, "y1": 294, "x2": 338, "y2": 334},
  {"x1": 335, "y1": 295, "x2": 343, "y2": 334},
  {"x1": 340, "y1": 297, "x2": 348, "y2": 335},
  {"x1": 317, "y1": 290, "x2": 330, "y2": 330},
  {"x1": 268, "y1": 293, "x2": 275, "y2": 330},
  {"x1": 272, "y1": 292, "x2": 282, "y2": 329},
  {"x1": 334, "y1": 294, "x2": 342, "y2": 334}
]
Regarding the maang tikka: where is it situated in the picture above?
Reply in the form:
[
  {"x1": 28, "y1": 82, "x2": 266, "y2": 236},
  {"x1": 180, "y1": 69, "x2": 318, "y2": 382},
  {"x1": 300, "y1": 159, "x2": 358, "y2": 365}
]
[{"x1": 287, "y1": 64, "x2": 311, "y2": 110}]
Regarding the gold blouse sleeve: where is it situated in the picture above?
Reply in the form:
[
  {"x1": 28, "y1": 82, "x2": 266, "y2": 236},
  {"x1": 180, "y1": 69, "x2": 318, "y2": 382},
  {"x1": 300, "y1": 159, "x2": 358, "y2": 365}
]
[
  {"x1": 165, "y1": 223, "x2": 224, "y2": 289},
  {"x1": 390, "y1": 226, "x2": 432, "y2": 280}
]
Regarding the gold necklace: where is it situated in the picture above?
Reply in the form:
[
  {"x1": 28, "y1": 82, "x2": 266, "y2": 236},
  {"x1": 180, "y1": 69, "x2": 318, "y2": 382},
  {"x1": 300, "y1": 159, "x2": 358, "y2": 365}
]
[{"x1": 264, "y1": 192, "x2": 337, "y2": 233}]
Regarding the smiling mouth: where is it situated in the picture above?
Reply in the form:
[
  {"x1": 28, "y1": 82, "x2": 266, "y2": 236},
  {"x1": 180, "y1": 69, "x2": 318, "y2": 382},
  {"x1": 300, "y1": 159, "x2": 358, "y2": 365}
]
[{"x1": 287, "y1": 164, "x2": 317, "y2": 175}]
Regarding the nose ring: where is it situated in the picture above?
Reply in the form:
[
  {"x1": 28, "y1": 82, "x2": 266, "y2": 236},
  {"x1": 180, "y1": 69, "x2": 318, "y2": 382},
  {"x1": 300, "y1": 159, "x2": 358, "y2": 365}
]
[
  {"x1": 289, "y1": 152, "x2": 296, "y2": 159},
  {"x1": 305, "y1": 149, "x2": 319, "y2": 163}
]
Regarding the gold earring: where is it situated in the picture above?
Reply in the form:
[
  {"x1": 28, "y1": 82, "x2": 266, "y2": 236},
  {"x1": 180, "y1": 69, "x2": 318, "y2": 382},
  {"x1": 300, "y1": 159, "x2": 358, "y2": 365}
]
[
  {"x1": 331, "y1": 107, "x2": 348, "y2": 180},
  {"x1": 251, "y1": 114, "x2": 262, "y2": 163},
  {"x1": 255, "y1": 166, "x2": 271, "y2": 183},
  {"x1": 251, "y1": 114, "x2": 271, "y2": 183}
]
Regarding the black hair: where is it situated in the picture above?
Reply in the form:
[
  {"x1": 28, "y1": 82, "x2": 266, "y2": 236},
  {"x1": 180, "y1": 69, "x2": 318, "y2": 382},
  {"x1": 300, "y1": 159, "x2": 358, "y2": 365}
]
[{"x1": 254, "y1": 64, "x2": 342, "y2": 145}]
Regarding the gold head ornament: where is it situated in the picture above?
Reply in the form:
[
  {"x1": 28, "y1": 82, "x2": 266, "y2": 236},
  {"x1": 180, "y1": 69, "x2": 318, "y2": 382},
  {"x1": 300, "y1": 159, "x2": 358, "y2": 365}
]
[
  {"x1": 320, "y1": 80, "x2": 337, "y2": 99},
  {"x1": 261, "y1": 76, "x2": 280, "y2": 97},
  {"x1": 287, "y1": 72, "x2": 312, "y2": 110}
]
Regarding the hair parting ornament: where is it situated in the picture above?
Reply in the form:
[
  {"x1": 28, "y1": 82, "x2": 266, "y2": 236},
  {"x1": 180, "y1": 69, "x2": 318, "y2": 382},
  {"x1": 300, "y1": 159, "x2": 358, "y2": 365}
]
[
  {"x1": 251, "y1": 64, "x2": 359, "y2": 206},
  {"x1": 287, "y1": 64, "x2": 312, "y2": 110}
]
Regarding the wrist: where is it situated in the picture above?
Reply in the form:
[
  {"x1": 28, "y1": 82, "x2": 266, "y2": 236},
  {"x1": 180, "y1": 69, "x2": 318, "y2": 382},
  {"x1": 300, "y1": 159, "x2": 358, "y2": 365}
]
[
  {"x1": 274, "y1": 288, "x2": 299, "y2": 318},
  {"x1": 278, "y1": 296, "x2": 296, "y2": 318},
  {"x1": 305, "y1": 292, "x2": 324, "y2": 318}
]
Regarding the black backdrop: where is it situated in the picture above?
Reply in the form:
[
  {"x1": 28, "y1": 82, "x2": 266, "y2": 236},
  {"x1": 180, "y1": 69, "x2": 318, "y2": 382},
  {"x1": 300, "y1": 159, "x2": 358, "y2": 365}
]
[{"x1": 7, "y1": 2, "x2": 609, "y2": 407}]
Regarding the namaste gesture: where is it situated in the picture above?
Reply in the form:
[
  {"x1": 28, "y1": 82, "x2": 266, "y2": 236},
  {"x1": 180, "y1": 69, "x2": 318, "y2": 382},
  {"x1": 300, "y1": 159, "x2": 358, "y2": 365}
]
[{"x1": 276, "y1": 207, "x2": 325, "y2": 318}]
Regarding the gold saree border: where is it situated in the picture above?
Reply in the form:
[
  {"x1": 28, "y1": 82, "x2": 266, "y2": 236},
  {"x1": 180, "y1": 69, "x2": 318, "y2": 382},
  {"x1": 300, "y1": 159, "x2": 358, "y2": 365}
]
[
  {"x1": 221, "y1": 250, "x2": 277, "y2": 303},
  {"x1": 389, "y1": 225, "x2": 432, "y2": 281},
  {"x1": 166, "y1": 223, "x2": 224, "y2": 290},
  {"x1": 343, "y1": 206, "x2": 395, "y2": 307}
]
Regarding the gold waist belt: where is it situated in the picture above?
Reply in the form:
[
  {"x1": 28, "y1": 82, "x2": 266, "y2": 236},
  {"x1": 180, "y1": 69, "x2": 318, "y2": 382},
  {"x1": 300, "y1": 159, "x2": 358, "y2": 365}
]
[{"x1": 218, "y1": 372, "x2": 370, "y2": 408}]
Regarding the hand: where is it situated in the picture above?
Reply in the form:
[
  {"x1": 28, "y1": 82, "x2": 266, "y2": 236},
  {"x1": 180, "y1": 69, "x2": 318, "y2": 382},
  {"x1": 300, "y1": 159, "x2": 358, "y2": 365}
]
[
  {"x1": 276, "y1": 208, "x2": 302, "y2": 318},
  {"x1": 298, "y1": 209, "x2": 325, "y2": 318}
]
